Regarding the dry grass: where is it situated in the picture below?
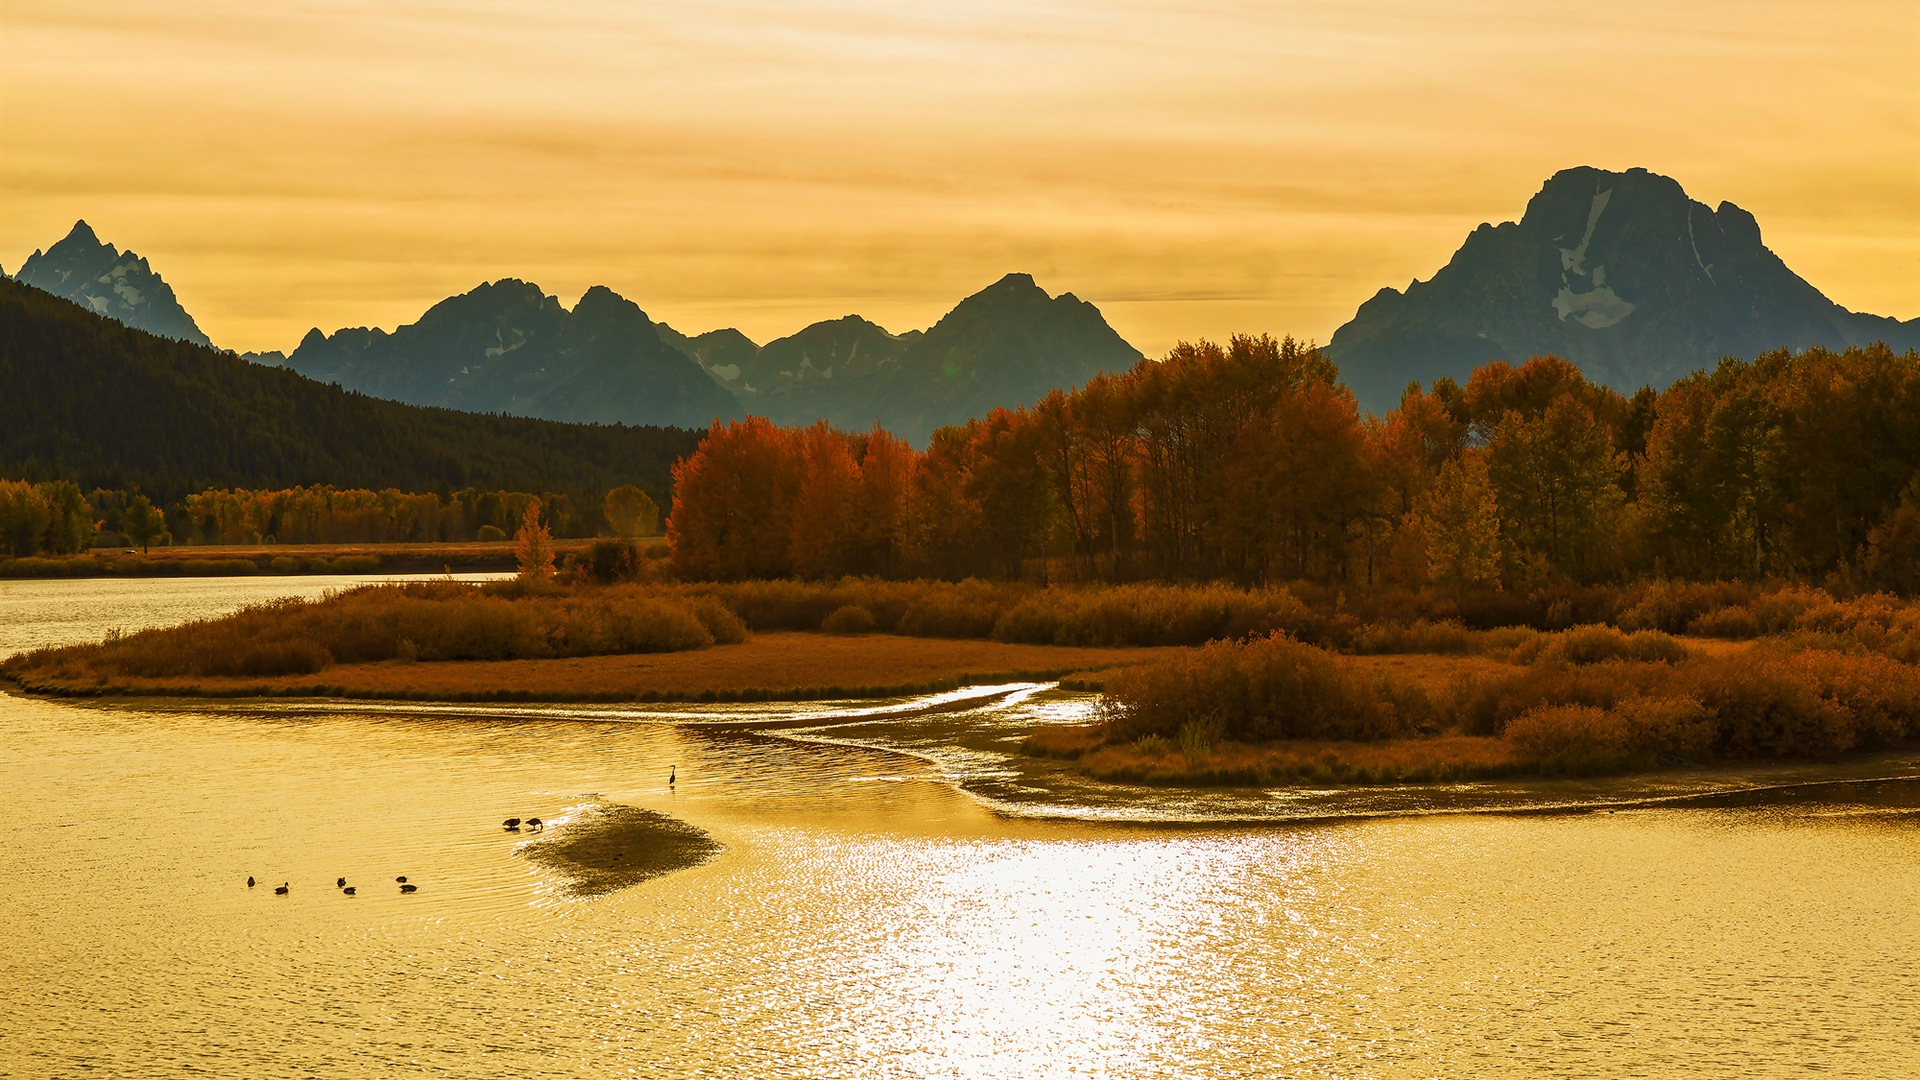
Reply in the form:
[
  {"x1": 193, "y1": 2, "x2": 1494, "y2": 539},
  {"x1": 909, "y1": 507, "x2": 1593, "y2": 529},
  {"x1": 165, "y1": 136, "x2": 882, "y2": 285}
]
[
  {"x1": 7, "y1": 632, "x2": 1180, "y2": 702},
  {"x1": 3, "y1": 581, "x2": 745, "y2": 683}
]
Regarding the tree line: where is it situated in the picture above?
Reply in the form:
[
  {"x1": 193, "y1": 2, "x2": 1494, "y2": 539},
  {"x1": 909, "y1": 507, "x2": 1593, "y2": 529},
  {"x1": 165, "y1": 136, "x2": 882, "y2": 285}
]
[
  {"x1": 666, "y1": 337, "x2": 1920, "y2": 593},
  {"x1": 0, "y1": 481, "x2": 662, "y2": 554}
]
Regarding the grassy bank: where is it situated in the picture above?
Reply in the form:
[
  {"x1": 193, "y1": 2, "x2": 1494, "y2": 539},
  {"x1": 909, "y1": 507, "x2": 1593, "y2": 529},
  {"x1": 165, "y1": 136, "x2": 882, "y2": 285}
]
[{"x1": 4, "y1": 631, "x2": 1178, "y2": 703}]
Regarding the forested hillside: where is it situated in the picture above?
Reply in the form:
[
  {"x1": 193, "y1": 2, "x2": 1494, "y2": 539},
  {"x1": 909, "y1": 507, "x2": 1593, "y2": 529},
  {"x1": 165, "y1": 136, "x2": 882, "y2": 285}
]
[{"x1": 0, "y1": 279, "x2": 699, "y2": 505}]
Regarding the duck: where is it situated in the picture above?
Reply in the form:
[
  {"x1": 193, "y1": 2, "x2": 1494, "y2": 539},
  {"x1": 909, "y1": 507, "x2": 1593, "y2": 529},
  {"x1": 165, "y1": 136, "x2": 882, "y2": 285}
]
[
  {"x1": 342, "y1": 886, "x2": 357, "y2": 896},
  {"x1": 247, "y1": 876, "x2": 256, "y2": 888},
  {"x1": 503, "y1": 818, "x2": 522, "y2": 830},
  {"x1": 336, "y1": 877, "x2": 347, "y2": 888},
  {"x1": 399, "y1": 883, "x2": 418, "y2": 894},
  {"x1": 526, "y1": 817, "x2": 544, "y2": 832},
  {"x1": 395, "y1": 875, "x2": 408, "y2": 883},
  {"x1": 274, "y1": 882, "x2": 289, "y2": 895}
]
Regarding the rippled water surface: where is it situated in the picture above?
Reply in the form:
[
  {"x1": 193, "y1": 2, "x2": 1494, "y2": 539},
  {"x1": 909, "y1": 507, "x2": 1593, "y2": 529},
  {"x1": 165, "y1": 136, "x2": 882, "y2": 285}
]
[{"x1": 3, "y1": 578, "x2": 1918, "y2": 1077}]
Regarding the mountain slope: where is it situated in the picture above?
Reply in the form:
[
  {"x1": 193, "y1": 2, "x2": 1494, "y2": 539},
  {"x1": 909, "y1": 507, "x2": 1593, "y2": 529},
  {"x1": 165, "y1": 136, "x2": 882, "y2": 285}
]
[
  {"x1": 0, "y1": 278, "x2": 698, "y2": 502},
  {"x1": 1326, "y1": 166, "x2": 1920, "y2": 411},
  {"x1": 284, "y1": 281, "x2": 742, "y2": 429},
  {"x1": 13, "y1": 221, "x2": 212, "y2": 346}
]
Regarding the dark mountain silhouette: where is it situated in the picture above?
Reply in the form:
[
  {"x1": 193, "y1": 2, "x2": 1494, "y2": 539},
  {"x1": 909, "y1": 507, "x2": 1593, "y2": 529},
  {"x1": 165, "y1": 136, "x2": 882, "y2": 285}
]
[
  {"x1": 13, "y1": 221, "x2": 212, "y2": 346},
  {"x1": 665, "y1": 274, "x2": 1142, "y2": 442},
  {"x1": 283, "y1": 280, "x2": 742, "y2": 429},
  {"x1": 0, "y1": 277, "x2": 698, "y2": 503},
  {"x1": 1326, "y1": 166, "x2": 1920, "y2": 412}
]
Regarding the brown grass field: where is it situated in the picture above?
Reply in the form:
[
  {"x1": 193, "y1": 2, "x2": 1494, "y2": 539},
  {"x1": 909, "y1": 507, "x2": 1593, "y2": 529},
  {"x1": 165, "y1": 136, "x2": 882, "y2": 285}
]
[{"x1": 8, "y1": 632, "x2": 1184, "y2": 703}]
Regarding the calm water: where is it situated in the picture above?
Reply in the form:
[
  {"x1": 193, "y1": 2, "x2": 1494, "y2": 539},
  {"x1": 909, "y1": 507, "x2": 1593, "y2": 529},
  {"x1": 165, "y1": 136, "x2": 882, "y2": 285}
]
[{"x1": 2, "y1": 578, "x2": 1917, "y2": 1077}]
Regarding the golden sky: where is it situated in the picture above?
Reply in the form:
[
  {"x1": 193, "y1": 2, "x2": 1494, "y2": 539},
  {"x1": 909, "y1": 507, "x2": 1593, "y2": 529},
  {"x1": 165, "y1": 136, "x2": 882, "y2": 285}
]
[{"x1": 4, "y1": 0, "x2": 1916, "y2": 354}]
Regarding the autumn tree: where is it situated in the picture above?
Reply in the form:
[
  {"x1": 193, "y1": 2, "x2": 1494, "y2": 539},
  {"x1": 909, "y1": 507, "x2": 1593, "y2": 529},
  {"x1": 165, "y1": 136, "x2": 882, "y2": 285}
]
[
  {"x1": 667, "y1": 417, "x2": 800, "y2": 580},
  {"x1": 1407, "y1": 451, "x2": 1503, "y2": 591},
  {"x1": 514, "y1": 500, "x2": 556, "y2": 581},
  {"x1": 603, "y1": 484, "x2": 660, "y2": 539},
  {"x1": 123, "y1": 494, "x2": 166, "y2": 553},
  {"x1": 1485, "y1": 394, "x2": 1624, "y2": 583}
]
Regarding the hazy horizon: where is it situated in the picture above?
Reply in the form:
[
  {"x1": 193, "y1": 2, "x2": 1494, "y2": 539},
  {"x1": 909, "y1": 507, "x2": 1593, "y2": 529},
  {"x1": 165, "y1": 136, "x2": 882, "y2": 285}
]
[{"x1": 5, "y1": 0, "x2": 1916, "y2": 354}]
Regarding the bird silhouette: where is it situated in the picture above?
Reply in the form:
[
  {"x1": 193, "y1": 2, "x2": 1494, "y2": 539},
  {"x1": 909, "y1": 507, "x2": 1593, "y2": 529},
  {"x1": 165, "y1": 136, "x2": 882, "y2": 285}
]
[
  {"x1": 396, "y1": 875, "x2": 408, "y2": 883},
  {"x1": 399, "y1": 883, "x2": 418, "y2": 894},
  {"x1": 342, "y1": 886, "x2": 357, "y2": 896},
  {"x1": 336, "y1": 877, "x2": 346, "y2": 888},
  {"x1": 504, "y1": 818, "x2": 521, "y2": 830},
  {"x1": 669, "y1": 766, "x2": 676, "y2": 786},
  {"x1": 274, "y1": 882, "x2": 289, "y2": 895},
  {"x1": 526, "y1": 817, "x2": 544, "y2": 832},
  {"x1": 247, "y1": 876, "x2": 255, "y2": 888}
]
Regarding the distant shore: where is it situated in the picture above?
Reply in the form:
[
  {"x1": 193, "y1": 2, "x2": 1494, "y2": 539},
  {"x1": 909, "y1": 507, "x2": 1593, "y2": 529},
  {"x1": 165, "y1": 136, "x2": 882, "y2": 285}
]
[{"x1": 0, "y1": 540, "x2": 601, "y2": 580}]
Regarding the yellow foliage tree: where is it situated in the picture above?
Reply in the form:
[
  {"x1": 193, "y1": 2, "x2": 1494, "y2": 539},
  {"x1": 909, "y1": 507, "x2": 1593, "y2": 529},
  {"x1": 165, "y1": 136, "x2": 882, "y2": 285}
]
[
  {"x1": 514, "y1": 500, "x2": 555, "y2": 582},
  {"x1": 1410, "y1": 451, "x2": 1503, "y2": 591},
  {"x1": 603, "y1": 484, "x2": 660, "y2": 539}
]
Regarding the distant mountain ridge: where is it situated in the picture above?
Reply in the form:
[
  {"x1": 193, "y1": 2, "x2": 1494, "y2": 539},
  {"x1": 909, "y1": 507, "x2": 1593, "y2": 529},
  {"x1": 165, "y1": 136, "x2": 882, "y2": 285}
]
[
  {"x1": 665, "y1": 274, "x2": 1144, "y2": 442},
  {"x1": 1326, "y1": 166, "x2": 1920, "y2": 411},
  {"x1": 283, "y1": 280, "x2": 743, "y2": 430},
  {"x1": 12, "y1": 221, "x2": 212, "y2": 346}
]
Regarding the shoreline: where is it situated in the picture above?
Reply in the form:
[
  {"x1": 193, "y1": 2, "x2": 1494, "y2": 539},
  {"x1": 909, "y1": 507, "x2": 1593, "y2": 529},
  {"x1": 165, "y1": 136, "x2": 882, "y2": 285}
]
[{"x1": 2, "y1": 631, "x2": 1180, "y2": 704}]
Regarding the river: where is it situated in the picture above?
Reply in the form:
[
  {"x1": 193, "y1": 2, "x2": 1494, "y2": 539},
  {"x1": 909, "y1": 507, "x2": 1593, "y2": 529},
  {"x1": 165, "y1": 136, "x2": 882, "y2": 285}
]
[{"x1": 2, "y1": 576, "x2": 1916, "y2": 1077}]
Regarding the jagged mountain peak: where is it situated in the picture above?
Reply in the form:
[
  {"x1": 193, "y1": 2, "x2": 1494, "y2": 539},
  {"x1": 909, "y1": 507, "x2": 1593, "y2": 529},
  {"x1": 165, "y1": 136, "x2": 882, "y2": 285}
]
[
  {"x1": 282, "y1": 277, "x2": 737, "y2": 429},
  {"x1": 13, "y1": 220, "x2": 212, "y2": 347},
  {"x1": 1325, "y1": 167, "x2": 1917, "y2": 412}
]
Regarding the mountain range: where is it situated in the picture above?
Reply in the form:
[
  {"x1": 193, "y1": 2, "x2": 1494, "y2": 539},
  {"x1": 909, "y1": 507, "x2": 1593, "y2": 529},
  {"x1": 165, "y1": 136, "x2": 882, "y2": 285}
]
[
  {"x1": 1326, "y1": 166, "x2": 1920, "y2": 411},
  {"x1": 278, "y1": 272, "x2": 1141, "y2": 441},
  {"x1": 12, "y1": 166, "x2": 1916, "y2": 431}
]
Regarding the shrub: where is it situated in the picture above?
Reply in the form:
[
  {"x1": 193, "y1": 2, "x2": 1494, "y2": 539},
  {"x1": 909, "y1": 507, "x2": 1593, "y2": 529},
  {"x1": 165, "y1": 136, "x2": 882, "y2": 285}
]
[
  {"x1": 1345, "y1": 618, "x2": 1480, "y2": 655},
  {"x1": 1618, "y1": 580, "x2": 1750, "y2": 634},
  {"x1": 180, "y1": 558, "x2": 259, "y2": 576},
  {"x1": 270, "y1": 555, "x2": 302, "y2": 574},
  {"x1": 1688, "y1": 605, "x2": 1760, "y2": 639},
  {"x1": 577, "y1": 539, "x2": 641, "y2": 584},
  {"x1": 1098, "y1": 634, "x2": 1419, "y2": 744},
  {"x1": 682, "y1": 596, "x2": 749, "y2": 644},
  {"x1": 1504, "y1": 696, "x2": 1715, "y2": 773},
  {"x1": 1512, "y1": 625, "x2": 1689, "y2": 666},
  {"x1": 821, "y1": 605, "x2": 879, "y2": 635},
  {"x1": 476, "y1": 525, "x2": 508, "y2": 543},
  {"x1": 992, "y1": 583, "x2": 1313, "y2": 647},
  {"x1": 330, "y1": 555, "x2": 380, "y2": 573}
]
